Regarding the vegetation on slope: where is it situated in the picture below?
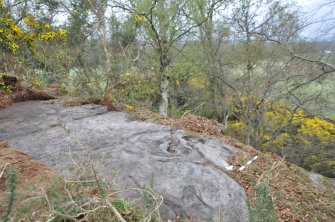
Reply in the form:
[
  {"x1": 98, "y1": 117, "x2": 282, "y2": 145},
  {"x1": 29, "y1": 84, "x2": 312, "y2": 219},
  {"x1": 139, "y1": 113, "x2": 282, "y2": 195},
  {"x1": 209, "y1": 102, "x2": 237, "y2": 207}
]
[
  {"x1": 0, "y1": 141, "x2": 162, "y2": 222},
  {"x1": 1, "y1": 106, "x2": 334, "y2": 222},
  {"x1": 130, "y1": 110, "x2": 335, "y2": 222}
]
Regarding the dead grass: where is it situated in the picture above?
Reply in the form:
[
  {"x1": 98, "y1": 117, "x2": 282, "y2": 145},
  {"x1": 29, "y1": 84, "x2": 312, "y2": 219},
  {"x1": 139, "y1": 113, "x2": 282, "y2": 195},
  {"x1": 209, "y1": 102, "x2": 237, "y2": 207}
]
[
  {"x1": 0, "y1": 89, "x2": 55, "y2": 109},
  {"x1": 61, "y1": 96, "x2": 103, "y2": 107},
  {"x1": 0, "y1": 141, "x2": 59, "y2": 214},
  {"x1": 131, "y1": 109, "x2": 225, "y2": 137},
  {"x1": 0, "y1": 93, "x2": 12, "y2": 108}
]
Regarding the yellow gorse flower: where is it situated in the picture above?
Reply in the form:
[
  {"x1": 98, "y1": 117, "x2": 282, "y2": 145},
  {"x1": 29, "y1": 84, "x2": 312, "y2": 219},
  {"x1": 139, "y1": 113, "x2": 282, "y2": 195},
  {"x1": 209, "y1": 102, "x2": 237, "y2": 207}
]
[
  {"x1": 134, "y1": 14, "x2": 146, "y2": 23},
  {"x1": 0, "y1": 10, "x2": 68, "y2": 54},
  {"x1": 0, "y1": 17, "x2": 24, "y2": 53},
  {"x1": 298, "y1": 116, "x2": 335, "y2": 143}
]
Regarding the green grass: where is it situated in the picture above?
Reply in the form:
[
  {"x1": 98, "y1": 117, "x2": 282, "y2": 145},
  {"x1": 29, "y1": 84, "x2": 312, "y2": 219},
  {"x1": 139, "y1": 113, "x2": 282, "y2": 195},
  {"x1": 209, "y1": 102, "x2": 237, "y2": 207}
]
[{"x1": 297, "y1": 80, "x2": 335, "y2": 118}]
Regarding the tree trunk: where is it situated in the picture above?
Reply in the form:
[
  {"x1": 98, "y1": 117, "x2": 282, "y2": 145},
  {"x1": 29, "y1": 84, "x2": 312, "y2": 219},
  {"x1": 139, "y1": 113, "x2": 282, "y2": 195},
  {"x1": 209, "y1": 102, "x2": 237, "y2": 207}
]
[
  {"x1": 159, "y1": 74, "x2": 169, "y2": 117},
  {"x1": 157, "y1": 0, "x2": 169, "y2": 117}
]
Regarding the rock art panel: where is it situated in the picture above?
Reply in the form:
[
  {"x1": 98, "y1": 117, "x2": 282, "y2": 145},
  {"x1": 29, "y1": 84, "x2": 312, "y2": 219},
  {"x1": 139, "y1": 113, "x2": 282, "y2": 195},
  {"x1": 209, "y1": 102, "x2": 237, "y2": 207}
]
[{"x1": 0, "y1": 101, "x2": 248, "y2": 221}]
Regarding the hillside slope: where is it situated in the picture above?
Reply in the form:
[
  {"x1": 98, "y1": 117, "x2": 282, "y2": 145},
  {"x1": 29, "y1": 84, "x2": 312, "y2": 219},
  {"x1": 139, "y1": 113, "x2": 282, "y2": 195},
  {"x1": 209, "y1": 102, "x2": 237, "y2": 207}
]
[
  {"x1": 0, "y1": 100, "x2": 248, "y2": 221},
  {"x1": 0, "y1": 100, "x2": 334, "y2": 221},
  {"x1": 131, "y1": 109, "x2": 335, "y2": 222}
]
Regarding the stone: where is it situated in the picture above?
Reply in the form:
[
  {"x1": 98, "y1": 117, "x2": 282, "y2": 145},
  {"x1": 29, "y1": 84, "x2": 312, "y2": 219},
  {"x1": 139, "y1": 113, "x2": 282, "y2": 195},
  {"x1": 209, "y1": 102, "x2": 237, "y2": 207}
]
[{"x1": 0, "y1": 101, "x2": 248, "y2": 221}]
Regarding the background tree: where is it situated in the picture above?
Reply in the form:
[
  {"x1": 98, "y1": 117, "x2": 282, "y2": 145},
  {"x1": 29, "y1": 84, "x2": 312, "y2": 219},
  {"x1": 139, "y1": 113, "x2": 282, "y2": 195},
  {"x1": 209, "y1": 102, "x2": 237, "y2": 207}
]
[{"x1": 114, "y1": 0, "x2": 203, "y2": 117}]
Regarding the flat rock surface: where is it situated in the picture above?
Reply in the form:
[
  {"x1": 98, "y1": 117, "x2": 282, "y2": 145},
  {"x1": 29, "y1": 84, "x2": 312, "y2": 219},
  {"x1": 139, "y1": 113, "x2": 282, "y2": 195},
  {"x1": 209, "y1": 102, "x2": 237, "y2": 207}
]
[{"x1": 0, "y1": 100, "x2": 248, "y2": 221}]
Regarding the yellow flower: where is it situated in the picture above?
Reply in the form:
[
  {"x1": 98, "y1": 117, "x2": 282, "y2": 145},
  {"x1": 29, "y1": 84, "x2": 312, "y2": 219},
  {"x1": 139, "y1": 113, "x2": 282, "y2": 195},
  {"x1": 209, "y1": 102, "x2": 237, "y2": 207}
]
[
  {"x1": 188, "y1": 76, "x2": 207, "y2": 89},
  {"x1": 57, "y1": 28, "x2": 67, "y2": 37},
  {"x1": 263, "y1": 134, "x2": 271, "y2": 141},
  {"x1": 298, "y1": 116, "x2": 335, "y2": 143},
  {"x1": 134, "y1": 14, "x2": 145, "y2": 23}
]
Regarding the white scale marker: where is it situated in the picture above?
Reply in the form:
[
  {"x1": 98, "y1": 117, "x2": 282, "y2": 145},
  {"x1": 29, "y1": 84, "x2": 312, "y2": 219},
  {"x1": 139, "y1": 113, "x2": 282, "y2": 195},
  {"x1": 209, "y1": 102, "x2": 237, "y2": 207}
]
[{"x1": 225, "y1": 155, "x2": 258, "y2": 171}]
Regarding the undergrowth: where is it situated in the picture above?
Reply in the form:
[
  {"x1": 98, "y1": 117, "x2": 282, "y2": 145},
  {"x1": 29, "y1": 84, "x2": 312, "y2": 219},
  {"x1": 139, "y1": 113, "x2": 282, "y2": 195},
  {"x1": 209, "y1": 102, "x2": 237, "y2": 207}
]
[
  {"x1": 247, "y1": 184, "x2": 278, "y2": 222},
  {"x1": 1, "y1": 172, "x2": 162, "y2": 222},
  {"x1": 247, "y1": 161, "x2": 279, "y2": 222}
]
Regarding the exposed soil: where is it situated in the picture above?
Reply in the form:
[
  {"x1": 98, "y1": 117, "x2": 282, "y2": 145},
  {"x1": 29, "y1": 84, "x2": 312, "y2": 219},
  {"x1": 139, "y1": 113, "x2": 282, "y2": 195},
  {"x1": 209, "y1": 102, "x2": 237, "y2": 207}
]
[
  {"x1": 0, "y1": 141, "x2": 58, "y2": 213},
  {"x1": 61, "y1": 96, "x2": 103, "y2": 107}
]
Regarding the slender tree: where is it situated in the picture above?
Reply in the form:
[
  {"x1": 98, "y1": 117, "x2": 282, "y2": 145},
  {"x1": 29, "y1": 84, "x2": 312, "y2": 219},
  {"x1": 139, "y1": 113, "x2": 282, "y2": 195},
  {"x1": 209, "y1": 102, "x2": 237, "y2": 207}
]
[{"x1": 114, "y1": 0, "x2": 202, "y2": 117}]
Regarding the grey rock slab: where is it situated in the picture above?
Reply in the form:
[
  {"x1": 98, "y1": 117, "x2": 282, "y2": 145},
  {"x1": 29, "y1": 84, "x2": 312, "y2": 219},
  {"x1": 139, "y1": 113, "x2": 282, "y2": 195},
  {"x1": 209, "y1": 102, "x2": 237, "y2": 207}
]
[
  {"x1": 0, "y1": 100, "x2": 248, "y2": 221},
  {"x1": 309, "y1": 172, "x2": 335, "y2": 193}
]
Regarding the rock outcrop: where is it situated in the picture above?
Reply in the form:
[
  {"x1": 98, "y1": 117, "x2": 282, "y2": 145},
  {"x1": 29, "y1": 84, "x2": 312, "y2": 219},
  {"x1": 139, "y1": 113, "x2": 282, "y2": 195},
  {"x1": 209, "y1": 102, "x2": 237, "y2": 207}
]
[{"x1": 0, "y1": 101, "x2": 248, "y2": 221}]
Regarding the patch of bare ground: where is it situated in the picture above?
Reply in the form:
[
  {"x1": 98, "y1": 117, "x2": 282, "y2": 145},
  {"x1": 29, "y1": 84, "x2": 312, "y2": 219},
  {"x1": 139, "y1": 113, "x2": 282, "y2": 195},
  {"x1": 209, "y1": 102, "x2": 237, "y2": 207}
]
[{"x1": 0, "y1": 141, "x2": 59, "y2": 214}]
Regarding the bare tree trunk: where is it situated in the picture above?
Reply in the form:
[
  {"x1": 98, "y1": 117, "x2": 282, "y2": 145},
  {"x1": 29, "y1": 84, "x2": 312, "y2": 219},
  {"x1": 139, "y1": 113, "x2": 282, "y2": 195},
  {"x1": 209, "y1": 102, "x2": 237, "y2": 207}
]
[
  {"x1": 88, "y1": 1, "x2": 116, "y2": 110},
  {"x1": 244, "y1": 0, "x2": 252, "y2": 146},
  {"x1": 246, "y1": 59, "x2": 252, "y2": 145},
  {"x1": 159, "y1": 74, "x2": 169, "y2": 117},
  {"x1": 157, "y1": 0, "x2": 169, "y2": 117},
  {"x1": 89, "y1": 1, "x2": 111, "y2": 75}
]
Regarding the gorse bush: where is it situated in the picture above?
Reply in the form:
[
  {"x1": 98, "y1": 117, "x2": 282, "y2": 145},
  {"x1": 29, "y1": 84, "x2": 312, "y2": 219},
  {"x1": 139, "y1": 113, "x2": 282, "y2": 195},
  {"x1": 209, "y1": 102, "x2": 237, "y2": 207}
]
[
  {"x1": 247, "y1": 184, "x2": 279, "y2": 222},
  {"x1": 0, "y1": 0, "x2": 67, "y2": 52},
  {"x1": 116, "y1": 71, "x2": 160, "y2": 108},
  {"x1": 247, "y1": 162, "x2": 281, "y2": 222},
  {"x1": 0, "y1": 80, "x2": 12, "y2": 93},
  {"x1": 221, "y1": 96, "x2": 335, "y2": 177},
  {"x1": 1, "y1": 168, "x2": 17, "y2": 222},
  {"x1": 0, "y1": 12, "x2": 66, "y2": 55}
]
